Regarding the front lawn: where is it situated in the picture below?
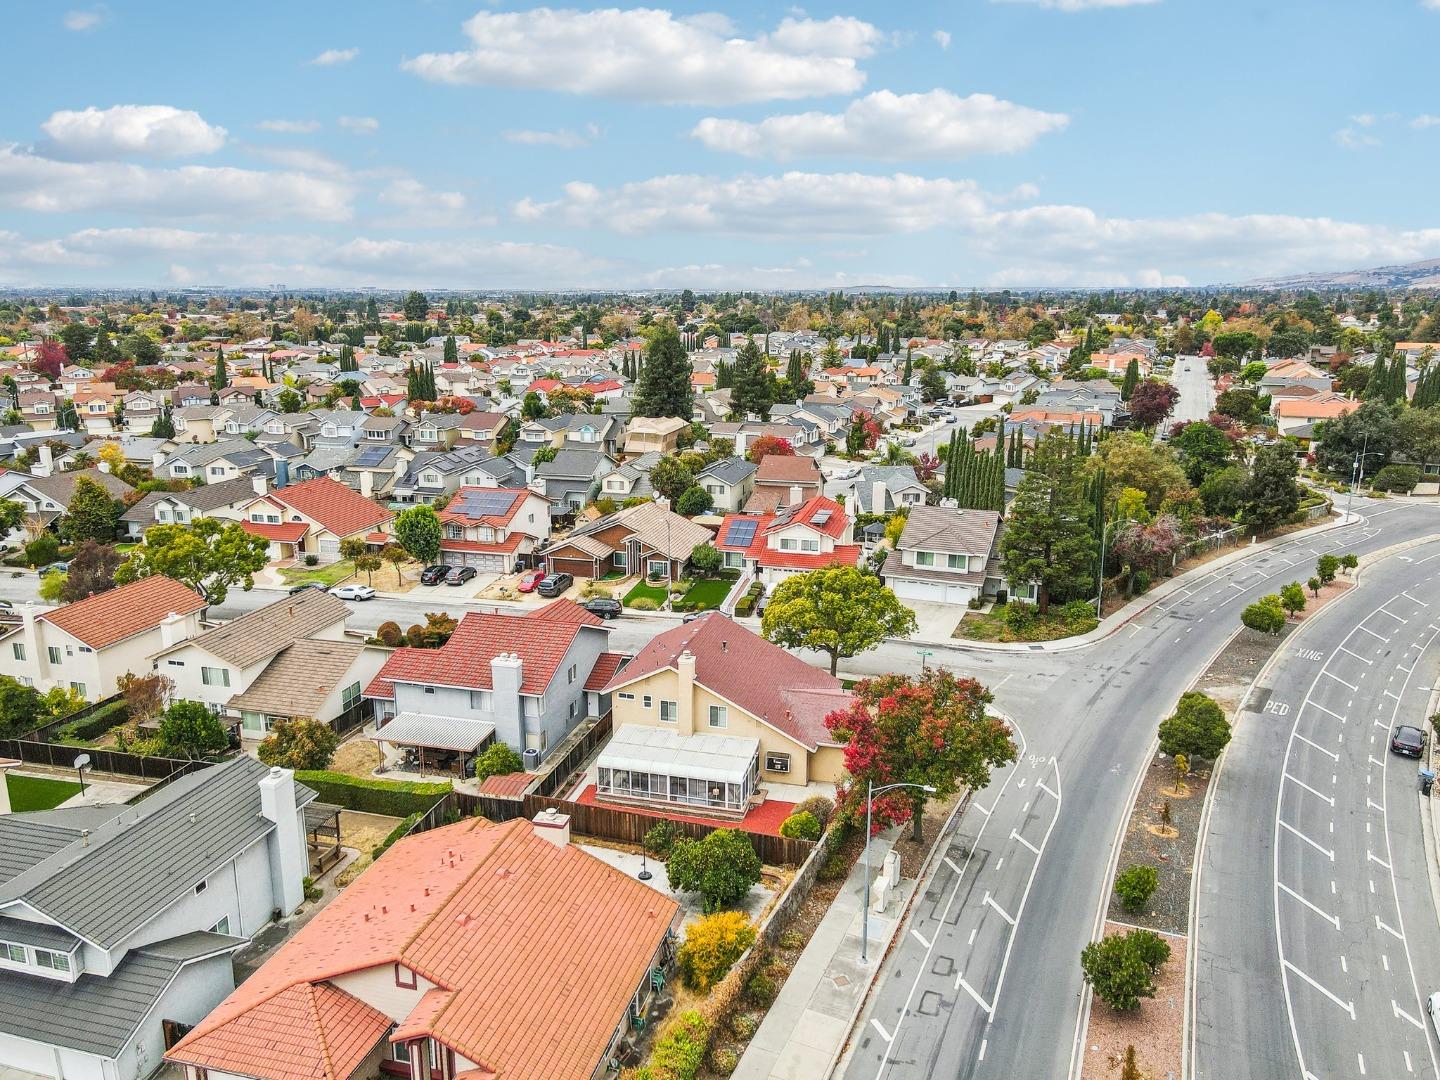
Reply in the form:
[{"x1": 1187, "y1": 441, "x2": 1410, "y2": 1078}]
[
  {"x1": 279, "y1": 560, "x2": 356, "y2": 588},
  {"x1": 623, "y1": 581, "x2": 669, "y2": 607},
  {"x1": 6, "y1": 773, "x2": 82, "y2": 812},
  {"x1": 680, "y1": 578, "x2": 732, "y2": 610}
]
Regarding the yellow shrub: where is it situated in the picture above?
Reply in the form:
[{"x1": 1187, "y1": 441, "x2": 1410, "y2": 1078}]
[{"x1": 677, "y1": 911, "x2": 756, "y2": 991}]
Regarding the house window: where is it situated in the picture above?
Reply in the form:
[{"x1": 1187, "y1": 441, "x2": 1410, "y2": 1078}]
[
  {"x1": 618, "y1": 692, "x2": 635, "y2": 701},
  {"x1": 801, "y1": 539, "x2": 820, "y2": 553},
  {"x1": 659, "y1": 700, "x2": 678, "y2": 724},
  {"x1": 0, "y1": 941, "x2": 24, "y2": 963},
  {"x1": 525, "y1": 730, "x2": 549, "y2": 752},
  {"x1": 470, "y1": 690, "x2": 493, "y2": 711},
  {"x1": 779, "y1": 538, "x2": 797, "y2": 551},
  {"x1": 445, "y1": 524, "x2": 464, "y2": 539},
  {"x1": 642, "y1": 695, "x2": 653, "y2": 709},
  {"x1": 914, "y1": 551, "x2": 936, "y2": 567},
  {"x1": 195, "y1": 880, "x2": 207, "y2": 894},
  {"x1": 47, "y1": 646, "x2": 61, "y2": 665},
  {"x1": 210, "y1": 915, "x2": 231, "y2": 935},
  {"x1": 168, "y1": 659, "x2": 185, "y2": 667},
  {"x1": 11, "y1": 643, "x2": 23, "y2": 662},
  {"x1": 765, "y1": 752, "x2": 792, "y2": 774},
  {"x1": 35, "y1": 950, "x2": 70, "y2": 973},
  {"x1": 424, "y1": 686, "x2": 435, "y2": 695},
  {"x1": 201, "y1": 666, "x2": 230, "y2": 687},
  {"x1": 523, "y1": 695, "x2": 543, "y2": 718},
  {"x1": 648, "y1": 558, "x2": 669, "y2": 576},
  {"x1": 394, "y1": 963, "x2": 417, "y2": 989},
  {"x1": 569, "y1": 700, "x2": 576, "y2": 720},
  {"x1": 613, "y1": 551, "x2": 627, "y2": 569},
  {"x1": 567, "y1": 664, "x2": 577, "y2": 684},
  {"x1": 342, "y1": 681, "x2": 362, "y2": 710},
  {"x1": 391, "y1": 1042, "x2": 412, "y2": 1064},
  {"x1": 947, "y1": 554, "x2": 968, "y2": 570},
  {"x1": 708, "y1": 705, "x2": 727, "y2": 729}
]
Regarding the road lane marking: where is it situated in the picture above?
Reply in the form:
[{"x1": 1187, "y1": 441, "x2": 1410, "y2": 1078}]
[
  {"x1": 1292, "y1": 732, "x2": 1340, "y2": 761},
  {"x1": 870, "y1": 1019, "x2": 893, "y2": 1042},
  {"x1": 1376, "y1": 605, "x2": 1408, "y2": 623},
  {"x1": 973, "y1": 801, "x2": 992, "y2": 817},
  {"x1": 909, "y1": 929, "x2": 931, "y2": 949},
  {"x1": 1322, "y1": 670, "x2": 1359, "y2": 691},
  {"x1": 1037, "y1": 779, "x2": 1059, "y2": 800},
  {"x1": 1338, "y1": 646, "x2": 1373, "y2": 665},
  {"x1": 1283, "y1": 960, "x2": 1355, "y2": 1018},
  {"x1": 1376, "y1": 915, "x2": 1404, "y2": 940},
  {"x1": 1369, "y1": 755, "x2": 1387, "y2": 768},
  {"x1": 1369, "y1": 798, "x2": 1385, "y2": 811},
  {"x1": 984, "y1": 892, "x2": 1017, "y2": 926},
  {"x1": 1283, "y1": 772, "x2": 1335, "y2": 806},
  {"x1": 1402, "y1": 591, "x2": 1429, "y2": 606},
  {"x1": 979, "y1": 1039, "x2": 987, "y2": 1062},
  {"x1": 1355, "y1": 624, "x2": 1390, "y2": 643},
  {"x1": 967, "y1": 927, "x2": 976, "y2": 945},
  {"x1": 1406, "y1": 1050, "x2": 1414, "y2": 1073},
  {"x1": 1359, "y1": 1052, "x2": 1366, "y2": 1075},
  {"x1": 1385, "y1": 690, "x2": 1403, "y2": 700},
  {"x1": 1309, "y1": 701, "x2": 1346, "y2": 721},
  {"x1": 1009, "y1": 830, "x2": 1040, "y2": 856},
  {"x1": 1277, "y1": 881, "x2": 1340, "y2": 928},
  {"x1": 956, "y1": 974, "x2": 993, "y2": 1015},
  {"x1": 1394, "y1": 1001, "x2": 1425, "y2": 1030},
  {"x1": 1368, "y1": 851, "x2": 1393, "y2": 872},
  {"x1": 944, "y1": 856, "x2": 962, "y2": 875},
  {"x1": 1279, "y1": 819, "x2": 1335, "y2": 860}
]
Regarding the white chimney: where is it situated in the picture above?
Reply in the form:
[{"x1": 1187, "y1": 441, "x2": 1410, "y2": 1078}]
[
  {"x1": 98, "y1": 460, "x2": 111, "y2": 474},
  {"x1": 32, "y1": 444, "x2": 53, "y2": 478},
  {"x1": 359, "y1": 470, "x2": 374, "y2": 498},
  {"x1": 532, "y1": 807, "x2": 571, "y2": 848},
  {"x1": 158, "y1": 610, "x2": 191, "y2": 649},
  {"x1": 871, "y1": 479, "x2": 888, "y2": 513},
  {"x1": 251, "y1": 475, "x2": 268, "y2": 497},
  {"x1": 259, "y1": 767, "x2": 306, "y2": 915},
  {"x1": 788, "y1": 484, "x2": 803, "y2": 506},
  {"x1": 151, "y1": 451, "x2": 166, "y2": 469}
]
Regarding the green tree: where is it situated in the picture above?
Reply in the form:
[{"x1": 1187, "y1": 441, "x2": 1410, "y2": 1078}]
[
  {"x1": 1339, "y1": 553, "x2": 1358, "y2": 574},
  {"x1": 1114, "y1": 864, "x2": 1159, "y2": 912},
  {"x1": 1001, "y1": 431, "x2": 1097, "y2": 614},
  {"x1": 1170, "y1": 421, "x2": 1234, "y2": 485},
  {"x1": 1080, "y1": 930, "x2": 1170, "y2": 1012},
  {"x1": 115, "y1": 519, "x2": 269, "y2": 604},
  {"x1": 675, "y1": 486, "x2": 713, "y2": 517},
  {"x1": 688, "y1": 542, "x2": 722, "y2": 576},
  {"x1": 1307, "y1": 576, "x2": 1322, "y2": 597},
  {"x1": 353, "y1": 551, "x2": 382, "y2": 584},
  {"x1": 149, "y1": 405, "x2": 176, "y2": 439},
  {"x1": 158, "y1": 699, "x2": 230, "y2": 759},
  {"x1": 60, "y1": 475, "x2": 120, "y2": 545},
  {"x1": 1119, "y1": 358, "x2": 1140, "y2": 400},
  {"x1": 1241, "y1": 596, "x2": 1286, "y2": 635},
  {"x1": 1279, "y1": 581, "x2": 1307, "y2": 618},
  {"x1": 443, "y1": 335, "x2": 458, "y2": 364},
  {"x1": 666, "y1": 829, "x2": 763, "y2": 913},
  {"x1": 402, "y1": 291, "x2": 429, "y2": 322},
  {"x1": 24, "y1": 534, "x2": 61, "y2": 569},
  {"x1": 826, "y1": 668, "x2": 1017, "y2": 841},
  {"x1": 632, "y1": 327, "x2": 694, "y2": 419},
  {"x1": 0, "y1": 676, "x2": 46, "y2": 738},
  {"x1": 919, "y1": 366, "x2": 948, "y2": 403},
  {"x1": 39, "y1": 570, "x2": 67, "y2": 603},
  {"x1": 648, "y1": 457, "x2": 695, "y2": 504},
  {"x1": 394, "y1": 505, "x2": 442, "y2": 566},
  {"x1": 1241, "y1": 443, "x2": 1300, "y2": 534},
  {"x1": 1198, "y1": 464, "x2": 1249, "y2": 518},
  {"x1": 212, "y1": 349, "x2": 228, "y2": 390},
  {"x1": 730, "y1": 339, "x2": 772, "y2": 419},
  {"x1": 381, "y1": 542, "x2": 409, "y2": 585},
  {"x1": 1315, "y1": 553, "x2": 1340, "y2": 584},
  {"x1": 0, "y1": 498, "x2": 26, "y2": 536},
  {"x1": 761, "y1": 565, "x2": 917, "y2": 675},
  {"x1": 276, "y1": 388, "x2": 304, "y2": 413},
  {"x1": 58, "y1": 321, "x2": 94, "y2": 361},
  {"x1": 1313, "y1": 400, "x2": 1396, "y2": 479},
  {"x1": 256, "y1": 719, "x2": 339, "y2": 770},
  {"x1": 472, "y1": 742, "x2": 523, "y2": 782},
  {"x1": 1158, "y1": 691, "x2": 1232, "y2": 760}
]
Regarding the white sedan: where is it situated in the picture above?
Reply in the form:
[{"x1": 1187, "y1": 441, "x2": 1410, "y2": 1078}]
[{"x1": 330, "y1": 584, "x2": 376, "y2": 601}]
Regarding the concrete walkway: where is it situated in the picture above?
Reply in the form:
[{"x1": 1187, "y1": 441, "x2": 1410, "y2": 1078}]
[{"x1": 734, "y1": 829, "x2": 913, "y2": 1080}]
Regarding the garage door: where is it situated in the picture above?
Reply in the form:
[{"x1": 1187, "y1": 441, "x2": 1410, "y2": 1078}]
[{"x1": 319, "y1": 538, "x2": 340, "y2": 555}]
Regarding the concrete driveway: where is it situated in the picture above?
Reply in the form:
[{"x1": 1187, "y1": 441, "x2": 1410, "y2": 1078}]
[{"x1": 901, "y1": 599, "x2": 965, "y2": 641}]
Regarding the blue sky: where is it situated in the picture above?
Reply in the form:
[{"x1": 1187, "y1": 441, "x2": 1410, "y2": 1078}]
[{"x1": 2, "y1": 0, "x2": 1438, "y2": 290}]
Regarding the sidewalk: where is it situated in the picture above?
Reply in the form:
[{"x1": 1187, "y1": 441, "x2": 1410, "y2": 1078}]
[{"x1": 734, "y1": 829, "x2": 913, "y2": 1080}]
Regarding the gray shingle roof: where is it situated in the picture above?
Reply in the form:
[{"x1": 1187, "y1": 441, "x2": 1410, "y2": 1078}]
[
  {"x1": 895, "y1": 505, "x2": 1001, "y2": 556},
  {"x1": 163, "y1": 589, "x2": 349, "y2": 669},
  {"x1": 227, "y1": 639, "x2": 365, "y2": 718},
  {"x1": 696, "y1": 456, "x2": 756, "y2": 486}
]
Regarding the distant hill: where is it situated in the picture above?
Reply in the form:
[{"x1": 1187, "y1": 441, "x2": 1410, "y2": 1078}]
[{"x1": 1242, "y1": 258, "x2": 1440, "y2": 290}]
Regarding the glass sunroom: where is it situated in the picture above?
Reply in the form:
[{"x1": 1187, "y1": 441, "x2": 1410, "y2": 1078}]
[{"x1": 596, "y1": 725, "x2": 760, "y2": 814}]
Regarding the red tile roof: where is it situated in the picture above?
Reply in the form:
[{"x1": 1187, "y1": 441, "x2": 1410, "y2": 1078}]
[
  {"x1": 771, "y1": 496, "x2": 849, "y2": 539},
  {"x1": 271, "y1": 477, "x2": 393, "y2": 538},
  {"x1": 584, "y1": 651, "x2": 630, "y2": 690},
  {"x1": 754, "y1": 455, "x2": 820, "y2": 483},
  {"x1": 438, "y1": 488, "x2": 529, "y2": 528},
  {"x1": 755, "y1": 545, "x2": 863, "y2": 571},
  {"x1": 43, "y1": 575, "x2": 206, "y2": 650},
  {"x1": 241, "y1": 520, "x2": 309, "y2": 543},
  {"x1": 526, "y1": 597, "x2": 604, "y2": 628},
  {"x1": 476, "y1": 771, "x2": 534, "y2": 797},
  {"x1": 604, "y1": 616, "x2": 851, "y2": 750},
  {"x1": 364, "y1": 607, "x2": 602, "y2": 699},
  {"x1": 168, "y1": 818, "x2": 677, "y2": 1080}
]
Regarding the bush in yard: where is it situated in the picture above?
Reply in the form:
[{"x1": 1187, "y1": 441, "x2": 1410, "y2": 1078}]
[
  {"x1": 629, "y1": 597, "x2": 659, "y2": 611},
  {"x1": 1129, "y1": 928, "x2": 1171, "y2": 973},
  {"x1": 292, "y1": 770, "x2": 450, "y2": 817},
  {"x1": 1279, "y1": 581, "x2": 1307, "y2": 618},
  {"x1": 1002, "y1": 601, "x2": 1037, "y2": 634},
  {"x1": 1158, "y1": 691, "x2": 1231, "y2": 761},
  {"x1": 472, "y1": 742, "x2": 523, "y2": 782},
  {"x1": 1340, "y1": 553, "x2": 1358, "y2": 573},
  {"x1": 1113, "y1": 864, "x2": 1159, "y2": 912},
  {"x1": 1315, "y1": 553, "x2": 1340, "y2": 585},
  {"x1": 678, "y1": 911, "x2": 756, "y2": 991},
  {"x1": 666, "y1": 829, "x2": 763, "y2": 913},
  {"x1": 794, "y1": 794, "x2": 835, "y2": 829},
  {"x1": 1372, "y1": 463, "x2": 1421, "y2": 493},
  {"x1": 745, "y1": 971, "x2": 777, "y2": 1007},
  {"x1": 257, "y1": 719, "x2": 339, "y2": 770},
  {"x1": 375, "y1": 620, "x2": 404, "y2": 646},
  {"x1": 303, "y1": 554, "x2": 320, "y2": 566},
  {"x1": 1080, "y1": 931, "x2": 1163, "y2": 1011},
  {"x1": 710, "y1": 1047, "x2": 739, "y2": 1076},
  {"x1": 157, "y1": 699, "x2": 230, "y2": 759},
  {"x1": 639, "y1": 1011, "x2": 710, "y2": 1080},
  {"x1": 778, "y1": 810, "x2": 822, "y2": 841},
  {"x1": 730, "y1": 1013, "x2": 760, "y2": 1040},
  {"x1": 644, "y1": 818, "x2": 680, "y2": 858},
  {"x1": 1241, "y1": 596, "x2": 1286, "y2": 635},
  {"x1": 688, "y1": 542, "x2": 722, "y2": 576},
  {"x1": 24, "y1": 534, "x2": 60, "y2": 568}
]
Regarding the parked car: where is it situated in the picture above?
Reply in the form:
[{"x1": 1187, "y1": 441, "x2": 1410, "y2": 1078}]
[
  {"x1": 832, "y1": 466, "x2": 860, "y2": 480},
  {"x1": 581, "y1": 598, "x2": 623, "y2": 619},
  {"x1": 517, "y1": 568, "x2": 546, "y2": 593},
  {"x1": 419, "y1": 564, "x2": 450, "y2": 586},
  {"x1": 1391, "y1": 724, "x2": 1426, "y2": 758},
  {"x1": 330, "y1": 584, "x2": 376, "y2": 601},
  {"x1": 445, "y1": 565, "x2": 478, "y2": 586},
  {"x1": 288, "y1": 582, "x2": 327, "y2": 595},
  {"x1": 536, "y1": 572, "x2": 573, "y2": 598},
  {"x1": 945, "y1": 415, "x2": 959, "y2": 424},
  {"x1": 683, "y1": 609, "x2": 732, "y2": 623},
  {"x1": 42, "y1": 561, "x2": 69, "y2": 574}
]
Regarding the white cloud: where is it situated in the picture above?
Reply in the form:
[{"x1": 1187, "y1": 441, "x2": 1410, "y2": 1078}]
[
  {"x1": 1350, "y1": 113, "x2": 1378, "y2": 127},
  {"x1": 933, "y1": 29, "x2": 952, "y2": 49},
  {"x1": 515, "y1": 171, "x2": 994, "y2": 234},
  {"x1": 691, "y1": 89, "x2": 1068, "y2": 160},
  {"x1": 310, "y1": 47, "x2": 358, "y2": 66},
  {"x1": 63, "y1": 8, "x2": 105, "y2": 31},
  {"x1": 993, "y1": 0, "x2": 1159, "y2": 9},
  {"x1": 1412, "y1": 114, "x2": 1440, "y2": 129},
  {"x1": 0, "y1": 145, "x2": 353, "y2": 221},
  {"x1": 375, "y1": 178, "x2": 482, "y2": 228},
  {"x1": 403, "y1": 7, "x2": 875, "y2": 105},
  {"x1": 503, "y1": 124, "x2": 601, "y2": 149},
  {"x1": 40, "y1": 105, "x2": 227, "y2": 160},
  {"x1": 1425, "y1": 0, "x2": 1440, "y2": 10},
  {"x1": 338, "y1": 116, "x2": 379, "y2": 135},
  {"x1": 257, "y1": 119, "x2": 321, "y2": 134},
  {"x1": 1333, "y1": 126, "x2": 1380, "y2": 150},
  {"x1": 244, "y1": 146, "x2": 349, "y2": 176}
]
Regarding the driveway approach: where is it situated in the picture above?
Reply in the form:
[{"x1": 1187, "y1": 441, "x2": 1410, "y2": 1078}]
[
  {"x1": 844, "y1": 498, "x2": 1440, "y2": 1080},
  {"x1": 1195, "y1": 539, "x2": 1440, "y2": 1080}
]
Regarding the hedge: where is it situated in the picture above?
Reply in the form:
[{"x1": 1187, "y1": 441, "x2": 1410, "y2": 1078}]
[
  {"x1": 50, "y1": 699, "x2": 131, "y2": 743},
  {"x1": 293, "y1": 770, "x2": 451, "y2": 817},
  {"x1": 372, "y1": 811, "x2": 423, "y2": 860}
]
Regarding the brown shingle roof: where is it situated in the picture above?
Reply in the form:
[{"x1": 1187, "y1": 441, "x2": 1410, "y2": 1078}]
[
  {"x1": 227, "y1": 640, "x2": 366, "y2": 718},
  {"x1": 44, "y1": 576, "x2": 206, "y2": 650},
  {"x1": 754, "y1": 455, "x2": 821, "y2": 483},
  {"x1": 896, "y1": 505, "x2": 1001, "y2": 556},
  {"x1": 166, "y1": 590, "x2": 348, "y2": 668}
]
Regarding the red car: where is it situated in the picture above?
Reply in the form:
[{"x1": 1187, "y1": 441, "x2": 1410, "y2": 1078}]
[{"x1": 517, "y1": 569, "x2": 546, "y2": 593}]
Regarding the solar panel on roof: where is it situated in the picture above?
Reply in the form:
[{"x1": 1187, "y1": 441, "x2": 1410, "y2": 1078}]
[
  {"x1": 459, "y1": 490, "x2": 517, "y2": 518},
  {"x1": 355, "y1": 447, "x2": 390, "y2": 467},
  {"x1": 725, "y1": 519, "x2": 757, "y2": 546},
  {"x1": 811, "y1": 509, "x2": 832, "y2": 526}
]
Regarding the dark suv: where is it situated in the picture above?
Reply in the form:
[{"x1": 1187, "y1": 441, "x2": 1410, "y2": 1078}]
[
  {"x1": 536, "y1": 572, "x2": 573, "y2": 598},
  {"x1": 581, "y1": 598, "x2": 623, "y2": 619},
  {"x1": 1391, "y1": 725, "x2": 1426, "y2": 758},
  {"x1": 419, "y1": 564, "x2": 450, "y2": 586}
]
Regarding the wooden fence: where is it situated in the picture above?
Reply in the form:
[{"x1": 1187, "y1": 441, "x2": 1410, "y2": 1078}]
[
  {"x1": 532, "y1": 712, "x2": 613, "y2": 798},
  {"x1": 0, "y1": 737, "x2": 208, "y2": 782}
]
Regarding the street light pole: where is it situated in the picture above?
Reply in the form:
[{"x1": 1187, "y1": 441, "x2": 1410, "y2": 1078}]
[
  {"x1": 861, "y1": 779, "x2": 937, "y2": 963},
  {"x1": 1094, "y1": 518, "x2": 1114, "y2": 616}
]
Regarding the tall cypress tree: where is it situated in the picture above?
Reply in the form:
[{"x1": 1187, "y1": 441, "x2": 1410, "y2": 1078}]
[
  {"x1": 632, "y1": 327, "x2": 694, "y2": 419},
  {"x1": 731, "y1": 339, "x2": 772, "y2": 420},
  {"x1": 213, "y1": 349, "x2": 228, "y2": 391},
  {"x1": 1120, "y1": 358, "x2": 1139, "y2": 400},
  {"x1": 443, "y1": 335, "x2": 458, "y2": 364}
]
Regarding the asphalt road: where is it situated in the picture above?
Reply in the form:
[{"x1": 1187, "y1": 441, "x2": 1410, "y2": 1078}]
[
  {"x1": 1194, "y1": 539, "x2": 1440, "y2": 1080},
  {"x1": 1170, "y1": 354, "x2": 1216, "y2": 425},
  {"x1": 845, "y1": 498, "x2": 1440, "y2": 1080}
]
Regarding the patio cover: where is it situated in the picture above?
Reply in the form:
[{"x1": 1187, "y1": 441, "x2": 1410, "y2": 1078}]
[
  {"x1": 368, "y1": 712, "x2": 496, "y2": 753},
  {"x1": 598, "y1": 725, "x2": 759, "y2": 785}
]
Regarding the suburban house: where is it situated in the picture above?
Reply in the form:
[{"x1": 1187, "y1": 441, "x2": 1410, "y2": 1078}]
[
  {"x1": 1272, "y1": 394, "x2": 1359, "y2": 435},
  {"x1": 409, "y1": 412, "x2": 465, "y2": 451},
  {"x1": 120, "y1": 476, "x2": 261, "y2": 539},
  {"x1": 881, "y1": 505, "x2": 1016, "y2": 605},
  {"x1": 166, "y1": 815, "x2": 679, "y2": 1080},
  {"x1": 839, "y1": 465, "x2": 929, "y2": 514},
  {"x1": 600, "y1": 613, "x2": 853, "y2": 799},
  {"x1": 743, "y1": 454, "x2": 823, "y2": 513},
  {"x1": 542, "y1": 501, "x2": 713, "y2": 582},
  {"x1": 5, "y1": 468, "x2": 134, "y2": 530},
  {"x1": 157, "y1": 441, "x2": 277, "y2": 485},
  {"x1": 0, "y1": 577, "x2": 207, "y2": 700},
  {"x1": 151, "y1": 589, "x2": 384, "y2": 740},
  {"x1": 436, "y1": 487, "x2": 551, "y2": 573},
  {"x1": 237, "y1": 476, "x2": 393, "y2": 563},
  {"x1": 532, "y1": 448, "x2": 616, "y2": 513},
  {"x1": 454, "y1": 411, "x2": 508, "y2": 447},
  {"x1": 394, "y1": 446, "x2": 522, "y2": 506},
  {"x1": 364, "y1": 600, "x2": 622, "y2": 771},
  {"x1": 622, "y1": 416, "x2": 689, "y2": 457},
  {"x1": 0, "y1": 757, "x2": 313, "y2": 1080},
  {"x1": 714, "y1": 497, "x2": 861, "y2": 584},
  {"x1": 597, "y1": 452, "x2": 661, "y2": 502},
  {"x1": 695, "y1": 457, "x2": 757, "y2": 513},
  {"x1": 519, "y1": 413, "x2": 620, "y2": 456}
]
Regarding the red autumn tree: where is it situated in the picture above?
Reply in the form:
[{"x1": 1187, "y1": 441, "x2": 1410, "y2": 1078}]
[
  {"x1": 33, "y1": 341, "x2": 66, "y2": 381},
  {"x1": 746, "y1": 434, "x2": 796, "y2": 463},
  {"x1": 825, "y1": 669, "x2": 1017, "y2": 842},
  {"x1": 1126, "y1": 380, "x2": 1181, "y2": 429}
]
